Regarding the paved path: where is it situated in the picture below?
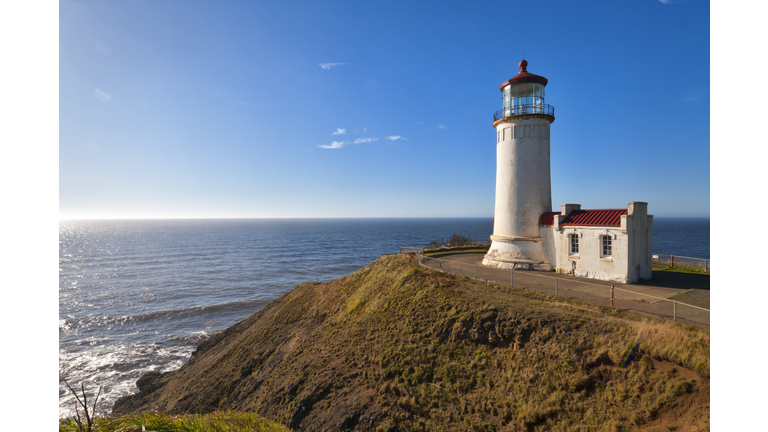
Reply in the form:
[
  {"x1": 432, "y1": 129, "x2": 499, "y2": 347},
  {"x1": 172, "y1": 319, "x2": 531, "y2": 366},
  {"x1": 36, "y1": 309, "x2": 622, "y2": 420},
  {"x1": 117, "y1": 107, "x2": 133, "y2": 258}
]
[
  {"x1": 418, "y1": 253, "x2": 710, "y2": 330},
  {"x1": 434, "y1": 253, "x2": 708, "y2": 301}
]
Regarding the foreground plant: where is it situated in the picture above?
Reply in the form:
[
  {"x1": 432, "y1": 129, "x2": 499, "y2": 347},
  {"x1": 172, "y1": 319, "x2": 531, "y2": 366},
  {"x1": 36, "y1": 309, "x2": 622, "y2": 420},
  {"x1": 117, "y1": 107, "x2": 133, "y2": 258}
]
[
  {"x1": 62, "y1": 379, "x2": 102, "y2": 432},
  {"x1": 59, "y1": 411, "x2": 291, "y2": 432}
]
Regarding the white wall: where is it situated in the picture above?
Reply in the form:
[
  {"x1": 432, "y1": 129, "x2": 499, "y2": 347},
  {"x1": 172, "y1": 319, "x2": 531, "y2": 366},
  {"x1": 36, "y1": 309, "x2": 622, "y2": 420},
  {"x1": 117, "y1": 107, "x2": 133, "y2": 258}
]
[
  {"x1": 491, "y1": 118, "x2": 552, "y2": 238},
  {"x1": 484, "y1": 116, "x2": 553, "y2": 270},
  {"x1": 540, "y1": 202, "x2": 653, "y2": 284},
  {"x1": 624, "y1": 202, "x2": 653, "y2": 282},
  {"x1": 539, "y1": 225, "x2": 557, "y2": 268},
  {"x1": 551, "y1": 226, "x2": 629, "y2": 283}
]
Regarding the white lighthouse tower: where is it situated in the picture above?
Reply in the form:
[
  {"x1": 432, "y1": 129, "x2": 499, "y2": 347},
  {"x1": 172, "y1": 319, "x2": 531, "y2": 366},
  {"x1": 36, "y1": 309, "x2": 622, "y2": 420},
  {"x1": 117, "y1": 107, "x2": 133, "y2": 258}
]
[{"x1": 483, "y1": 59, "x2": 555, "y2": 271}]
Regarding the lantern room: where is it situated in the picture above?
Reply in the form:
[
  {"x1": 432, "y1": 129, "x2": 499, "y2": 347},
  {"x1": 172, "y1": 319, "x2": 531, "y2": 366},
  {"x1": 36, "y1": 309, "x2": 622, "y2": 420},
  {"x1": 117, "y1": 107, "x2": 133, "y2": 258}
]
[{"x1": 495, "y1": 59, "x2": 554, "y2": 120}]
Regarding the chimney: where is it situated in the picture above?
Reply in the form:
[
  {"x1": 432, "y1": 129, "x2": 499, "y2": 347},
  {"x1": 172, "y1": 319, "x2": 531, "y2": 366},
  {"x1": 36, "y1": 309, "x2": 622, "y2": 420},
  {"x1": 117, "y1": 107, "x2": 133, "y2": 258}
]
[
  {"x1": 628, "y1": 202, "x2": 648, "y2": 217},
  {"x1": 561, "y1": 203, "x2": 581, "y2": 216}
]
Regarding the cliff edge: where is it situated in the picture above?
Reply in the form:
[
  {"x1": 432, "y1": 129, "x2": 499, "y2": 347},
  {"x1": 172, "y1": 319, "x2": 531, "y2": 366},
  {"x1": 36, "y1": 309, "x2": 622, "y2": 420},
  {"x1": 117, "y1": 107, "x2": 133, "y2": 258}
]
[{"x1": 113, "y1": 254, "x2": 709, "y2": 431}]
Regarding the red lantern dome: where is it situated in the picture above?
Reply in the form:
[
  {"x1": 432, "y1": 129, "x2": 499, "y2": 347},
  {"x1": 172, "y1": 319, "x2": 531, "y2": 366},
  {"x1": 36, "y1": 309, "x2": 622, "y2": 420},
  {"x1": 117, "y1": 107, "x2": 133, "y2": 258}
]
[{"x1": 499, "y1": 59, "x2": 548, "y2": 91}]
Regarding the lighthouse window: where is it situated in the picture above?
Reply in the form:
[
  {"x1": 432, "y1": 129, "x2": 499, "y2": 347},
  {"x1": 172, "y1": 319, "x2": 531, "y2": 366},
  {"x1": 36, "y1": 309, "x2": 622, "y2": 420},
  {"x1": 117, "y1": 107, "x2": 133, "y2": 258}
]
[
  {"x1": 602, "y1": 236, "x2": 612, "y2": 258},
  {"x1": 507, "y1": 83, "x2": 545, "y2": 114},
  {"x1": 518, "y1": 84, "x2": 527, "y2": 108},
  {"x1": 570, "y1": 234, "x2": 579, "y2": 255}
]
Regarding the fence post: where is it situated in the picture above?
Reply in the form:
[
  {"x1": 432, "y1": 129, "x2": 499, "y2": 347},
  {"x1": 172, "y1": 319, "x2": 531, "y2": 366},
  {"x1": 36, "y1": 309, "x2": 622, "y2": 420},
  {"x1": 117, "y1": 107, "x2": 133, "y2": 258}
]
[
  {"x1": 475, "y1": 265, "x2": 477, "y2": 280},
  {"x1": 673, "y1": 301, "x2": 677, "y2": 322},
  {"x1": 671, "y1": 254, "x2": 675, "y2": 268},
  {"x1": 510, "y1": 268, "x2": 513, "y2": 288},
  {"x1": 611, "y1": 285, "x2": 614, "y2": 308},
  {"x1": 705, "y1": 260, "x2": 708, "y2": 272},
  {"x1": 555, "y1": 278, "x2": 558, "y2": 297}
]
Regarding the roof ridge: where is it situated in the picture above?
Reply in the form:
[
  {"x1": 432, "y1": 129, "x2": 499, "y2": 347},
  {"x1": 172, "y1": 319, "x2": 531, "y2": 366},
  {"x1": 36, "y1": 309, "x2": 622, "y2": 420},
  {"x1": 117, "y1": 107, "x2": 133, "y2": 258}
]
[{"x1": 571, "y1": 208, "x2": 628, "y2": 212}]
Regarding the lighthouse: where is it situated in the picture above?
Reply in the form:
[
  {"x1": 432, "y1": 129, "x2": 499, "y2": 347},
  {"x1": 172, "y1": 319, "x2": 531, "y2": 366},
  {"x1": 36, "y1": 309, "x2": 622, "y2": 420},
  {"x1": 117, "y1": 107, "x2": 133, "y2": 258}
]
[{"x1": 483, "y1": 59, "x2": 555, "y2": 271}]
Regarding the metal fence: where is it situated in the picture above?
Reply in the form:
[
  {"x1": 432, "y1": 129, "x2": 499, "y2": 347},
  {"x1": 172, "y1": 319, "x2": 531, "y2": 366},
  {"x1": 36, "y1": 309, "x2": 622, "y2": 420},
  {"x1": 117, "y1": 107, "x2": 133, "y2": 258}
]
[
  {"x1": 400, "y1": 243, "x2": 489, "y2": 255},
  {"x1": 653, "y1": 253, "x2": 710, "y2": 272},
  {"x1": 399, "y1": 246, "x2": 426, "y2": 254},
  {"x1": 414, "y1": 255, "x2": 709, "y2": 331}
]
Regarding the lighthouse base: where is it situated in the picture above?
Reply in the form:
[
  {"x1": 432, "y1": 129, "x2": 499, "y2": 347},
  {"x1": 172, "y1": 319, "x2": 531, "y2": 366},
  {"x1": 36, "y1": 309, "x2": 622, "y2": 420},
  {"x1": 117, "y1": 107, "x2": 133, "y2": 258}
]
[{"x1": 482, "y1": 235, "x2": 552, "y2": 271}]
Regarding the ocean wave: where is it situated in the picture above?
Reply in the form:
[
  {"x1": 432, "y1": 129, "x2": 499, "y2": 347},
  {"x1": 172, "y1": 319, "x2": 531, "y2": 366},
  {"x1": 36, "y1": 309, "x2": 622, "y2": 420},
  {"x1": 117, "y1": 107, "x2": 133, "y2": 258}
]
[
  {"x1": 58, "y1": 218, "x2": 608, "y2": 417},
  {"x1": 59, "y1": 340, "x2": 196, "y2": 418},
  {"x1": 59, "y1": 299, "x2": 269, "y2": 331}
]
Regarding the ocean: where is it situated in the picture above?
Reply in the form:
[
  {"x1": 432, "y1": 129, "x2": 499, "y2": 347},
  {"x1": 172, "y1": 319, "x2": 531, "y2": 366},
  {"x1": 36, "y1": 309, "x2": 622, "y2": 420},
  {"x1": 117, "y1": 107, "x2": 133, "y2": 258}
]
[{"x1": 58, "y1": 217, "x2": 709, "y2": 417}]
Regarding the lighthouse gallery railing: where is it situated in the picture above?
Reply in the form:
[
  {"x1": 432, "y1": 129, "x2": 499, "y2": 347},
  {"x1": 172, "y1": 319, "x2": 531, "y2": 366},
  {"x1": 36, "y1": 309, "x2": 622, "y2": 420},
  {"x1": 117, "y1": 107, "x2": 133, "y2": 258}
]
[{"x1": 494, "y1": 104, "x2": 555, "y2": 121}]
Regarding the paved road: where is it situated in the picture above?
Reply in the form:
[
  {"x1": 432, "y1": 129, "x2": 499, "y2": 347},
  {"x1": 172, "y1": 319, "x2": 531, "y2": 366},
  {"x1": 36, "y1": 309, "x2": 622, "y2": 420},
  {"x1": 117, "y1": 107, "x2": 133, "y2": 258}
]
[
  {"x1": 434, "y1": 253, "x2": 708, "y2": 300},
  {"x1": 418, "y1": 253, "x2": 709, "y2": 330}
]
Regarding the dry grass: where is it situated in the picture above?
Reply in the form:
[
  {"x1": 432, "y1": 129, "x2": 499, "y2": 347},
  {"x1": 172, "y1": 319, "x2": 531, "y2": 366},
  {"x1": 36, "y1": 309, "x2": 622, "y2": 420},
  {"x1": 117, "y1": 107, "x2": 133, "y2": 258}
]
[{"x1": 115, "y1": 255, "x2": 709, "y2": 432}]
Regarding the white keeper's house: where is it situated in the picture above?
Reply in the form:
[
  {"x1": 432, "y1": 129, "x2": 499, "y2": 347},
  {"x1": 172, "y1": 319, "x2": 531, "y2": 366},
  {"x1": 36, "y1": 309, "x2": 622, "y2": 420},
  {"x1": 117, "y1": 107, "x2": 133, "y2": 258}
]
[{"x1": 482, "y1": 59, "x2": 653, "y2": 284}]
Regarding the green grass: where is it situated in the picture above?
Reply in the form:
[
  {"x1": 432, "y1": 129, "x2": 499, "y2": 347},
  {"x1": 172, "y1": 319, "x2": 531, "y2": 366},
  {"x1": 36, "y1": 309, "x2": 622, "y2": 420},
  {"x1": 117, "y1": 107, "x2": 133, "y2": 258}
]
[
  {"x1": 652, "y1": 260, "x2": 710, "y2": 276},
  {"x1": 424, "y1": 248, "x2": 489, "y2": 257},
  {"x1": 59, "y1": 411, "x2": 290, "y2": 432}
]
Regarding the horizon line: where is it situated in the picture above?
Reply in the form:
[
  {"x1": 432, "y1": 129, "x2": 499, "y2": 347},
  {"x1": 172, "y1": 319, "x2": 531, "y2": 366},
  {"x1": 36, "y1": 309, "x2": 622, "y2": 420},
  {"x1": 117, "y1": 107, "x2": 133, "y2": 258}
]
[{"x1": 59, "y1": 215, "x2": 711, "y2": 221}]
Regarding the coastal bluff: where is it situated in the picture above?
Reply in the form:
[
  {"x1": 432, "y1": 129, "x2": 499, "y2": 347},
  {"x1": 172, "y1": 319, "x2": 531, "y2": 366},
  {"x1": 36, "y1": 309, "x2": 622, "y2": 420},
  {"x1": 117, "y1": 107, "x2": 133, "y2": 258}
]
[{"x1": 113, "y1": 254, "x2": 709, "y2": 432}]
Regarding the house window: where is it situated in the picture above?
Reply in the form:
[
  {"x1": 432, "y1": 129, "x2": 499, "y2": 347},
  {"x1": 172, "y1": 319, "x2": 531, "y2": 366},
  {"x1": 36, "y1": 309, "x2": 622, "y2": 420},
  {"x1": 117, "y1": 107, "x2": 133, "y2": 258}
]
[
  {"x1": 602, "y1": 236, "x2": 612, "y2": 257},
  {"x1": 570, "y1": 234, "x2": 579, "y2": 255}
]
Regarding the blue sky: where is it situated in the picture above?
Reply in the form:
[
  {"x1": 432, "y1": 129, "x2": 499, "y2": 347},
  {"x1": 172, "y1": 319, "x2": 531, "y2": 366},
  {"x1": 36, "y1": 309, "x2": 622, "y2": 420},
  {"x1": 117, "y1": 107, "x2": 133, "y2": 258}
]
[
  {"x1": 11, "y1": 3, "x2": 768, "y2": 426},
  {"x1": 58, "y1": 0, "x2": 709, "y2": 218}
]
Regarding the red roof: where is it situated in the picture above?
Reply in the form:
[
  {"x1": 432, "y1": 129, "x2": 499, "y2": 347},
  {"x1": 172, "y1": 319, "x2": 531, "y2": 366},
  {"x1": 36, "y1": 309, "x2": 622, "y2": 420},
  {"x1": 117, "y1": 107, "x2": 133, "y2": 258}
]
[
  {"x1": 499, "y1": 59, "x2": 549, "y2": 91},
  {"x1": 539, "y1": 211, "x2": 560, "y2": 226},
  {"x1": 560, "y1": 209, "x2": 628, "y2": 227}
]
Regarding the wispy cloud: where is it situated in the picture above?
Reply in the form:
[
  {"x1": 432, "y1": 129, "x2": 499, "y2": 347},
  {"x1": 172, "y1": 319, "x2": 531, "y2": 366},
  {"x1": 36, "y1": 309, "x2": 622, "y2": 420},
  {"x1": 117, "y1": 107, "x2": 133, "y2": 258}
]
[
  {"x1": 658, "y1": 0, "x2": 677, "y2": 3},
  {"x1": 416, "y1": 121, "x2": 424, "y2": 126},
  {"x1": 94, "y1": 89, "x2": 111, "y2": 102},
  {"x1": 319, "y1": 63, "x2": 346, "y2": 70},
  {"x1": 332, "y1": 128, "x2": 346, "y2": 135},
  {"x1": 318, "y1": 136, "x2": 380, "y2": 149},
  {"x1": 386, "y1": 135, "x2": 407, "y2": 141},
  {"x1": 318, "y1": 141, "x2": 348, "y2": 149}
]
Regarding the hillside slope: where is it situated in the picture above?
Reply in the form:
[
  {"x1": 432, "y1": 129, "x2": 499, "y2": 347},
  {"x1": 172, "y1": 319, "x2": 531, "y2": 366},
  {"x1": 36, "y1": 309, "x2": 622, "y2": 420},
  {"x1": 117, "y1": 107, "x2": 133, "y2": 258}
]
[{"x1": 113, "y1": 254, "x2": 710, "y2": 432}]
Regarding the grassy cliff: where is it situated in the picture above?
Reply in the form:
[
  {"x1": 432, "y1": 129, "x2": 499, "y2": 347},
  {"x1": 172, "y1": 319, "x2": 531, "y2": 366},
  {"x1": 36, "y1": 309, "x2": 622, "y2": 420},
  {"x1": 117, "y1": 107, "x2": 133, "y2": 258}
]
[{"x1": 113, "y1": 254, "x2": 709, "y2": 432}]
